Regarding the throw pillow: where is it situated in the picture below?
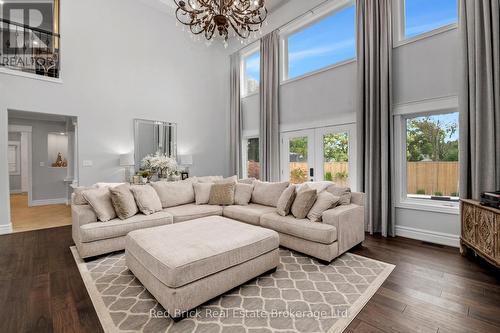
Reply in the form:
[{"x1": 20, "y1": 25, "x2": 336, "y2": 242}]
[
  {"x1": 193, "y1": 182, "x2": 213, "y2": 205},
  {"x1": 326, "y1": 185, "x2": 351, "y2": 205},
  {"x1": 276, "y1": 185, "x2": 296, "y2": 216},
  {"x1": 215, "y1": 175, "x2": 238, "y2": 184},
  {"x1": 150, "y1": 179, "x2": 196, "y2": 208},
  {"x1": 109, "y1": 184, "x2": 138, "y2": 220},
  {"x1": 130, "y1": 185, "x2": 162, "y2": 215},
  {"x1": 251, "y1": 181, "x2": 290, "y2": 207},
  {"x1": 208, "y1": 182, "x2": 235, "y2": 205},
  {"x1": 307, "y1": 192, "x2": 340, "y2": 222},
  {"x1": 291, "y1": 185, "x2": 317, "y2": 219},
  {"x1": 95, "y1": 182, "x2": 125, "y2": 188},
  {"x1": 234, "y1": 183, "x2": 254, "y2": 205},
  {"x1": 72, "y1": 185, "x2": 97, "y2": 205},
  {"x1": 82, "y1": 188, "x2": 117, "y2": 222}
]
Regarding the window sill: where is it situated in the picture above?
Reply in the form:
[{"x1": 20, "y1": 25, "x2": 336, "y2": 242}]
[
  {"x1": 395, "y1": 199, "x2": 459, "y2": 215},
  {"x1": 281, "y1": 58, "x2": 355, "y2": 86},
  {"x1": 0, "y1": 67, "x2": 63, "y2": 84},
  {"x1": 393, "y1": 23, "x2": 457, "y2": 48},
  {"x1": 241, "y1": 91, "x2": 259, "y2": 99}
]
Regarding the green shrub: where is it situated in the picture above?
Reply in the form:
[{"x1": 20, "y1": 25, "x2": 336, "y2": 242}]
[
  {"x1": 325, "y1": 172, "x2": 333, "y2": 181},
  {"x1": 433, "y1": 191, "x2": 443, "y2": 196},
  {"x1": 451, "y1": 192, "x2": 459, "y2": 197},
  {"x1": 416, "y1": 189, "x2": 426, "y2": 195}
]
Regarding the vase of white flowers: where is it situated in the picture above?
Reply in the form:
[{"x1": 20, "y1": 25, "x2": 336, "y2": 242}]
[{"x1": 141, "y1": 152, "x2": 178, "y2": 180}]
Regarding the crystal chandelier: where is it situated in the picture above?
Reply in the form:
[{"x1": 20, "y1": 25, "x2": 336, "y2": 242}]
[{"x1": 174, "y1": 0, "x2": 268, "y2": 45}]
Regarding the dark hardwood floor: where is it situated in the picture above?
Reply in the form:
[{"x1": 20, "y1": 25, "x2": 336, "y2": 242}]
[{"x1": 0, "y1": 226, "x2": 499, "y2": 333}]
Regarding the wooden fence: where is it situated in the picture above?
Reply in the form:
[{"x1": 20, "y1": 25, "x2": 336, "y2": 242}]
[{"x1": 288, "y1": 161, "x2": 459, "y2": 195}]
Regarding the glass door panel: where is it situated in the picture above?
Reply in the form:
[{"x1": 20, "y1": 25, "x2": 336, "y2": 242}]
[
  {"x1": 322, "y1": 132, "x2": 349, "y2": 186},
  {"x1": 281, "y1": 130, "x2": 315, "y2": 183}
]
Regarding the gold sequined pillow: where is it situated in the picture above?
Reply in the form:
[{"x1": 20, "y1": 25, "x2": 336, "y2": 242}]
[{"x1": 208, "y1": 182, "x2": 235, "y2": 206}]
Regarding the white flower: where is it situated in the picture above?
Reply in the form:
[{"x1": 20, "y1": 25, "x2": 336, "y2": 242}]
[{"x1": 141, "y1": 152, "x2": 178, "y2": 176}]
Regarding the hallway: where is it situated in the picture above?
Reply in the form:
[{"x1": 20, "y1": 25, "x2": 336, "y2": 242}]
[{"x1": 10, "y1": 193, "x2": 71, "y2": 233}]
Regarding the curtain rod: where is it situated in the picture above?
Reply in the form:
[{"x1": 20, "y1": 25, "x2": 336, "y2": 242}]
[{"x1": 232, "y1": 0, "x2": 334, "y2": 54}]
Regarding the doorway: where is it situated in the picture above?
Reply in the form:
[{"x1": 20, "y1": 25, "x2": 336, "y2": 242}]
[
  {"x1": 7, "y1": 110, "x2": 78, "y2": 233},
  {"x1": 280, "y1": 124, "x2": 357, "y2": 190}
]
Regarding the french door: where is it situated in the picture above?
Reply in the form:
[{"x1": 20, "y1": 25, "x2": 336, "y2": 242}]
[{"x1": 280, "y1": 124, "x2": 357, "y2": 190}]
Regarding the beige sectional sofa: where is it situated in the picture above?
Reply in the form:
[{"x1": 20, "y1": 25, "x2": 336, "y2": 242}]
[{"x1": 72, "y1": 178, "x2": 365, "y2": 262}]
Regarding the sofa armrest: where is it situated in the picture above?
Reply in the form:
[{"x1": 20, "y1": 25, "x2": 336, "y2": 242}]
[
  {"x1": 322, "y1": 204, "x2": 365, "y2": 255},
  {"x1": 72, "y1": 204, "x2": 97, "y2": 228}
]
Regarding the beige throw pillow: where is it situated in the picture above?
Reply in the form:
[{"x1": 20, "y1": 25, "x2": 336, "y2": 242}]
[
  {"x1": 251, "y1": 181, "x2": 290, "y2": 207},
  {"x1": 291, "y1": 185, "x2": 317, "y2": 219},
  {"x1": 307, "y1": 192, "x2": 340, "y2": 222},
  {"x1": 215, "y1": 175, "x2": 238, "y2": 184},
  {"x1": 326, "y1": 185, "x2": 351, "y2": 205},
  {"x1": 276, "y1": 185, "x2": 296, "y2": 216},
  {"x1": 193, "y1": 183, "x2": 213, "y2": 205},
  {"x1": 72, "y1": 185, "x2": 97, "y2": 205},
  {"x1": 130, "y1": 185, "x2": 162, "y2": 215},
  {"x1": 109, "y1": 184, "x2": 138, "y2": 220},
  {"x1": 208, "y1": 183, "x2": 235, "y2": 205},
  {"x1": 82, "y1": 188, "x2": 117, "y2": 222},
  {"x1": 234, "y1": 183, "x2": 254, "y2": 205},
  {"x1": 150, "y1": 179, "x2": 195, "y2": 208}
]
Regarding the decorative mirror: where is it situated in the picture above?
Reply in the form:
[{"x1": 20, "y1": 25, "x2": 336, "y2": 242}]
[{"x1": 134, "y1": 119, "x2": 177, "y2": 170}]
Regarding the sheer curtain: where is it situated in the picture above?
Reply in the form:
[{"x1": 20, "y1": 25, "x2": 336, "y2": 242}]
[
  {"x1": 459, "y1": 0, "x2": 500, "y2": 199},
  {"x1": 259, "y1": 30, "x2": 280, "y2": 182},
  {"x1": 355, "y1": 0, "x2": 394, "y2": 236},
  {"x1": 229, "y1": 52, "x2": 243, "y2": 177}
]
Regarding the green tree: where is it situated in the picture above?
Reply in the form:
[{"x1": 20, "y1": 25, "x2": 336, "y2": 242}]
[
  {"x1": 323, "y1": 133, "x2": 349, "y2": 162},
  {"x1": 290, "y1": 137, "x2": 308, "y2": 162},
  {"x1": 406, "y1": 116, "x2": 458, "y2": 162}
]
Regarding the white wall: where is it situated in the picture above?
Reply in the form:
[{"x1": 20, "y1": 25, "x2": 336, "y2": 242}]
[
  {"x1": 238, "y1": 1, "x2": 460, "y2": 245},
  {"x1": 0, "y1": 0, "x2": 229, "y2": 228}
]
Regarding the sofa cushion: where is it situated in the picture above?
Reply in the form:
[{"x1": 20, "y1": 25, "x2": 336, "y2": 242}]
[
  {"x1": 196, "y1": 176, "x2": 223, "y2": 183},
  {"x1": 307, "y1": 192, "x2": 340, "y2": 222},
  {"x1": 291, "y1": 185, "x2": 317, "y2": 219},
  {"x1": 215, "y1": 175, "x2": 238, "y2": 184},
  {"x1": 109, "y1": 184, "x2": 138, "y2": 220},
  {"x1": 234, "y1": 183, "x2": 254, "y2": 205},
  {"x1": 150, "y1": 179, "x2": 195, "y2": 208},
  {"x1": 208, "y1": 183, "x2": 235, "y2": 205},
  {"x1": 125, "y1": 216, "x2": 279, "y2": 288},
  {"x1": 193, "y1": 182, "x2": 213, "y2": 205},
  {"x1": 251, "y1": 181, "x2": 289, "y2": 207},
  {"x1": 82, "y1": 187, "x2": 117, "y2": 222},
  {"x1": 326, "y1": 185, "x2": 351, "y2": 205},
  {"x1": 223, "y1": 204, "x2": 276, "y2": 225},
  {"x1": 260, "y1": 212, "x2": 337, "y2": 244},
  {"x1": 276, "y1": 185, "x2": 296, "y2": 216},
  {"x1": 163, "y1": 204, "x2": 223, "y2": 223},
  {"x1": 79, "y1": 211, "x2": 173, "y2": 242},
  {"x1": 238, "y1": 178, "x2": 256, "y2": 184},
  {"x1": 130, "y1": 185, "x2": 163, "y2": 215}
]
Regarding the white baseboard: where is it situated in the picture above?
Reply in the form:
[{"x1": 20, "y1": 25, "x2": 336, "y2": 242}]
[
  {"x1": 395, "y1": 225, "x2": 459, "y2": 248},
  {"x1": 0, "y1": 223, "x2": 13, "y2": 235},
  {"x1": 31, "y1": 198, "x2": 68, "y2": 206}
]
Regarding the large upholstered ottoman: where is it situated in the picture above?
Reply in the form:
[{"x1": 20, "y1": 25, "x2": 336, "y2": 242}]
[{"x1": 125, "y1": 215, "x2": 280, "y2": 318}]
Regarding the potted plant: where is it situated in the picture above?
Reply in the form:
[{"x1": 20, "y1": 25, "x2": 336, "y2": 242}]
[
  {"x1": 141, "y1": 152, "x2": 179, "y2": 180},
  {"x1": 139, "y1": 170, "x2": 151, "y2": 184}
]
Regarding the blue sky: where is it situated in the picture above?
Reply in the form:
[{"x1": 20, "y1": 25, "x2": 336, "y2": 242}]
[{"x1": 245, "y1": 0, "x2": 457, "y2": 81}]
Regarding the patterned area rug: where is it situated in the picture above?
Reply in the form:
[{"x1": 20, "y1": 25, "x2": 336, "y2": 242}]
[{"x1": 71, "y1": 247, "x2": 394, "y2": 333}]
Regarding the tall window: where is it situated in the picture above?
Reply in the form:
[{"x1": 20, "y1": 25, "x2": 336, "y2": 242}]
[
  {"x1": 404, "y1": 112, "x2": 459, "y2": 201},
  {"x1": 283, "y1": 3, "x2": 355, "y2": 81},
  {"x1": 402, "y1": 0, "x2": 457, "y2": 40},
  {"x1": 241, "y1": 50, "x2": 260, "y2": 96},
  {"x1": 243, "y1": 137, "x2": 260, "y2": 179}
]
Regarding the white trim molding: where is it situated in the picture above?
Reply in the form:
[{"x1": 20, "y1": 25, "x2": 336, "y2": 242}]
[
  {"x1": 0, "y1": 223, "x2": 13, "y2": 235},
  {"x1": 280, "y1": 114, "x2": 356, "y2": 133},
  {"x1": 8, "y1": 124, "x2": 33, "y2": 133},
  {"x1": 393, "y1": 95, "x2": 458, "y2": 116},
  {"x1": 395, "y1": 225, "x2": 460, "y2": 248},
  {"x1": 31, "y1": 198, "x2": 68, "y2": 207}
]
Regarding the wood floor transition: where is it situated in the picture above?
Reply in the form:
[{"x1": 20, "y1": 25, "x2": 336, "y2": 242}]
[{"x1": 0, "y1": 226, "x2": 499, "y2": 333}]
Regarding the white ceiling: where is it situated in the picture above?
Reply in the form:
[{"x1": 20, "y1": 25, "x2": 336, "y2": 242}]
[{"x1": 141, "y1": 0, "x2": 290, "y2": 15}]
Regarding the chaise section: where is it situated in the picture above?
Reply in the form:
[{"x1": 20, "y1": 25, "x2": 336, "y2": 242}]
[
  {"x1": 163, "y1": 204, "x2": 223, "y2": 223},
  {"x1": 260, "y1": 212, "x2": 337, "y2": 244},
  {"x1": 223, "y1": 204, "x2": 276, "y2": 225}
]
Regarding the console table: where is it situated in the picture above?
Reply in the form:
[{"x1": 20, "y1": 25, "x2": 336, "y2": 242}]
[{"x1": 460, "y1": 199, "x2": 500, "y2": 268}]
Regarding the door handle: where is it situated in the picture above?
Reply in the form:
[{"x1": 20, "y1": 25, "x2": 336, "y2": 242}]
[{"x1": 309, "y1": 168, "x2": 314, "y2": 177}]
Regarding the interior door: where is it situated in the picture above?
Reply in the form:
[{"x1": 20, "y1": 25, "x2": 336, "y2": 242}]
[{"x1": 281, "y1": 130, "x2": 315, "y2": 184}]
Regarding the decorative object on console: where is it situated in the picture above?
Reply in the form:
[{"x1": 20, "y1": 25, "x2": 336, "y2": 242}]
[
  {"x1": 181, "y1": 172, "x2": 189, "y2": 180},
  {"x1": 119, "y1": 153, "x2": 135, "y2": 182},
  {"x1": 174, "y1": 0, "x2": 268, "y2": 46},
  {"x1": 460, "y1": 199, "x2": 500, "y2": 269},
  {"x1": 141, "y1": 152, "x2": 179, "y2": 180},
  {"x1": 52, "y1": 152, "x2": 68, "y2": 167}
]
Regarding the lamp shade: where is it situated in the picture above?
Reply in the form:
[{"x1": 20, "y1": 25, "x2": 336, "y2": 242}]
[
  {"x1": 119, "y1": 153, "x2": 135, "y2": 166},
  {"x1": 180, "y1": 154, "x2": 193, "y2": 165}
]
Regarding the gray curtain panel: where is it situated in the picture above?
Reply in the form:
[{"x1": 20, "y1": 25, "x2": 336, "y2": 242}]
[
  {"x1": 355, "y1": 0, "x2": 394, "y2": 237},
  {"x1": 459, "y1": 0, "x2": 500, "y2": 200},
  {"x1": 259, "y1": 30, "x2": 280, "y2": 182},
  {"x1": 229, "y1": 52, "x2": 243, "y2": 177}
]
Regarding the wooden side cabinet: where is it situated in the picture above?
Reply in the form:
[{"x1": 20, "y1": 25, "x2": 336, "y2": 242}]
[{"x1": 460, "y1": 199, "x2": 500, "y2": 268}]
